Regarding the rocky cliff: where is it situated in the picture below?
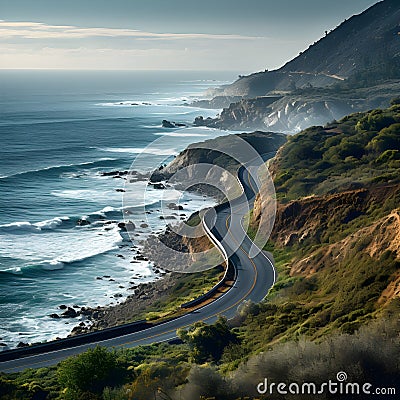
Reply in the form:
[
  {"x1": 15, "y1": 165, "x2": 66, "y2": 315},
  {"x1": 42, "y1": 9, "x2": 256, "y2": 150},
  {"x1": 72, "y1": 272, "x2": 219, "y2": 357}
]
[
  {"x1": 196, "y1": 81, "x2": 400, "y2": 133},
  {"x1": 250, "y1": 105, "x2": 400, "y2": 333},
  {"x1": 211, "y1": 0, "x2": 400, "y2": 99},
  {"x1": 151, "y1": 131, "x2": 287, "y2": 183},
  {"x1": 197, "y1": 0, "x2": 400, "y2": 133}
]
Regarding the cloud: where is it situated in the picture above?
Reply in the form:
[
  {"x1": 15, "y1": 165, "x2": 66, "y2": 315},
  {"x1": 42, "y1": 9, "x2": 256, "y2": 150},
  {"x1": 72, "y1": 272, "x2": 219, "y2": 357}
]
[
  {"x1": 0, "y1": 20, "x2": 263, "y2": 41},
  {"x1": 0, "y1": 20, "x2": 304, "y2": 70}
]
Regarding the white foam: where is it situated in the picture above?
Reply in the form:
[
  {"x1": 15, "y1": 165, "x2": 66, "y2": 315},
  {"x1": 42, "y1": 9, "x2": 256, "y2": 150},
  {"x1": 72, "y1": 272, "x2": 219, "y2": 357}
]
[
  {"x1": 154, "y1": 132, "x2": 208, "y2": 137},
  {"x1": 100, "y1": 206, "x2": 117, "y2": 213},
  {"x1": 0, "y1": 216, "x2": 72, "y2": 234},
  {"x1": 3, "y1": 266, "x2": 22, "y2": 274},
  {"x1": 34, "y1": 217, "x2": 69, "y2": 230},
  {"x1": 51, "y1": 189, "x2": 122, "y2": 203},
  {"x1": 0, "y1": 158, "x2": 117, "y2": 180},
  {"x1": 41, "y1": 260, "x2": 65, "y2": 270},
  {"x1": 0, "y1": 221, "x2": 41, "y2": 233},
  {"x1": 0, "y1": 226, "x2": 123, "y2": 270},
  {"x1": 96, "y1": 147, "x2": 177, "y2": 156}
]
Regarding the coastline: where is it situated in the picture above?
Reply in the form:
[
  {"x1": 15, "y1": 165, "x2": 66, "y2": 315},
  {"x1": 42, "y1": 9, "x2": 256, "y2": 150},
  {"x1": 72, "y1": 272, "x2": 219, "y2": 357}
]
[
  {"x1": 0, "y1": 70, "x2": 285, "y2": 349},
  {"x1": 0, "y1": 69, "x2": 236, "y2": 350},
  {"x1": 66, "y1": 130, "x2": 287, "y2": 338},
  {"x1": 67, "y1": 167, "x2": 225, "y2": 336}
]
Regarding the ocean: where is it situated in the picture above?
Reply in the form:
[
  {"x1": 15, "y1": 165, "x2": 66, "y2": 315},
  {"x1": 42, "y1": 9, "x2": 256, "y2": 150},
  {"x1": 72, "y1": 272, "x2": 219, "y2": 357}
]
[{"x1": 0, "y1": 70, "x2": 237, "y2": 349}]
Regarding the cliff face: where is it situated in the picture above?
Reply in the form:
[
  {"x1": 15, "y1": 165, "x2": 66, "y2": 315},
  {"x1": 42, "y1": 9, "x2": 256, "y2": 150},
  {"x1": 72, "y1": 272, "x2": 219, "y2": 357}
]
[
  {"x1": 289, "y1": 208, "x2": 400, "y2": 276},
  {"x1": 251, "y1": 105, "x2": 400, "y2": 330},
  {"x1": 200, "y1": 81, "x2": 400, "y2": 133},
  {"x1": 256, "y1": 185, "x2": 400, "y2": 249},
  {"x1": 212, "y1": 0, "x2": 400, "y2": 98},
  {"x1": 205, "y1": 95, "x2": 353, "y2": 132},
  {"x1": 199, "y1": 0, "x2": 400, "y2": 133},
  {"x1": 151, "y1": 131, "x2": 287, "y2": 181}
]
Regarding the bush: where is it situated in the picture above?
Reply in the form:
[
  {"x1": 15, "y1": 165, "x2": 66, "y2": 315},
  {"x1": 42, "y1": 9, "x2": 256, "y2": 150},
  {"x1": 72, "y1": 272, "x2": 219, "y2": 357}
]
[
  {"x1": 368, "y1": 123, "x2": 400, "y2": 153},
  {"x1": 376, "y1": 149, "x2": 400, "y2": 164},
  {"x1": 57, "y1": 346, "x2": 124, "y2": 395},
  {"x1": 178, "y1": 317, "x2": 238, "y2": 363},
  {"x1": 356, "y1": 110, "x2": 395, "y2": 132}
]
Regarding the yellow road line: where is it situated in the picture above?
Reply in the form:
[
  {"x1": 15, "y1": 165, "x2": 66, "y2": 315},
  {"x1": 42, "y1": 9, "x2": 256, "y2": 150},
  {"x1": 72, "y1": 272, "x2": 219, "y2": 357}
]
[{"x1": 122, "y1": 213, "x2": 258, "y2": 346}]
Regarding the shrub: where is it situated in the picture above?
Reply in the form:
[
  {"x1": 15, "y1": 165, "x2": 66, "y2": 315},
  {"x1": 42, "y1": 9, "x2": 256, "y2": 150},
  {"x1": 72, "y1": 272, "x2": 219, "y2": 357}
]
[
  {"x1": 178, "y1": 317, "x2": 238, "y2": 363},
  {"x1": 57, "y1": 346, "x2": 124, "y2": 395}
]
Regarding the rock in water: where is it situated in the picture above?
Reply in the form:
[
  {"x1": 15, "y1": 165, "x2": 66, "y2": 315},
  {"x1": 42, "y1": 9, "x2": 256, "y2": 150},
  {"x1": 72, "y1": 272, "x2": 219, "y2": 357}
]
[
  {"x1": 162, "y1": 119, "x2": 176, "y2": 128},
  {"x1": 77, "y1": 219, "x2": 90, "y2": 226},
  {"x1": 61, "y1": 307, "x2": 78, "y2": 318}
]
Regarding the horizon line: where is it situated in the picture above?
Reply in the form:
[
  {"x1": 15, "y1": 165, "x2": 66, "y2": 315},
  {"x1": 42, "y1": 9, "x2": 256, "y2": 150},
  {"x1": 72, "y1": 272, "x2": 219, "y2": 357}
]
[{"x1": 0, "y1": 68, "x2": 255, "y2": 73}]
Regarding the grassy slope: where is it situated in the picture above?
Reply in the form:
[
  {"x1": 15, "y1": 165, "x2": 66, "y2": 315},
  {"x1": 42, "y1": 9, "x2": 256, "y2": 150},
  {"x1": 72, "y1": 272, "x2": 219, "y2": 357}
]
[
  {"x1": 1, "y1": 106, "x2": 399, "y2": 399},
  {"x1": 238, "y1": 103, "x2": 400, "y2": 360}
]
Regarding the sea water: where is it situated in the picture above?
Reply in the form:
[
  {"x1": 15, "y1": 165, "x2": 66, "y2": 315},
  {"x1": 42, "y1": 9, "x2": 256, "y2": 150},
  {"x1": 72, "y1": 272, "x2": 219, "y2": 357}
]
[{"x1": 0, "y1": 70, "x2": 237, "y2": 348}]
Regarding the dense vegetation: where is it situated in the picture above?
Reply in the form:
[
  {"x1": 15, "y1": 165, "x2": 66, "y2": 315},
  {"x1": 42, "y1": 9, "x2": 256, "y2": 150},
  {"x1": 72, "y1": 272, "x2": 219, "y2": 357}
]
[
  {"x1": 273, "y1": 102, "x2": 400, "y2": 201},
  {"x1": 1, "y1": 309, "x2": 398, "y2": 399},
  {"x1": 1, "y1": 105, "x2": 399, "y2": 399},
  {"x1": 244, "y1": 104, "x2": 400, "y2": 352},
  {"x1": 275, "y1": 104, "x2": 400, "y2": 200},
  {"x1": 340, "y1": 58, "x2": 400, "y2": 89}
]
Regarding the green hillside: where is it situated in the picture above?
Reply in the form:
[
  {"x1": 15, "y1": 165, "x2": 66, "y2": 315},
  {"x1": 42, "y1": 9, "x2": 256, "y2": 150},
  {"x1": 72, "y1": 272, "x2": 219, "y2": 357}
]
[
  {"x1": 1, "y1": 106, "x2": 399, "y2": 399},
  {"x1": 273, "y1": 101, "x2": 400, "y2": 201}
]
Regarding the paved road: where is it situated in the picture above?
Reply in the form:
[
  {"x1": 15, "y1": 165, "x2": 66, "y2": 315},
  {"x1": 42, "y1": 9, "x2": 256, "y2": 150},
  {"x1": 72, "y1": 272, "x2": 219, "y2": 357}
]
[{"x1": 0, "y1": 159, "x2": 275, "y2": 373}]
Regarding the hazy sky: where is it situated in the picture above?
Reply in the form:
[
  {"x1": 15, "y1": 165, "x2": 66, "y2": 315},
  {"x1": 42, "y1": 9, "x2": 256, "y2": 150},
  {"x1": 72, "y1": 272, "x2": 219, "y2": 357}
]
[{"x1": 0, "y1": 0, "x2": 378, "y2": 71}]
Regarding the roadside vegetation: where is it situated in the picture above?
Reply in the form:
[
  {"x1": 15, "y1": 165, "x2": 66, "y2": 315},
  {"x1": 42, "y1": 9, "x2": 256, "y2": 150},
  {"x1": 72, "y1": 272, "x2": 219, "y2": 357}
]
[
  {"x1": 1, "y1": 104, "x2": 399, "y2": 399},
  {"x1": 140, "y1": 266, "x2": 224, "y2": 322}
]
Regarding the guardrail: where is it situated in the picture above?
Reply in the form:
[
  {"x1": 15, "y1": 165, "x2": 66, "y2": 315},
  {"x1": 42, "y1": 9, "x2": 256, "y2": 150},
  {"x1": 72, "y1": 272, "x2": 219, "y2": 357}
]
[
  {"x1": 0, "y1": 319, "x2": 153, "y2": 362},
  {"x1": 0, "y1": 165, "x2": 254, "y2": 363},
  {"x1": 180, "y1": 165, "x2": 248, "y2": 308}
]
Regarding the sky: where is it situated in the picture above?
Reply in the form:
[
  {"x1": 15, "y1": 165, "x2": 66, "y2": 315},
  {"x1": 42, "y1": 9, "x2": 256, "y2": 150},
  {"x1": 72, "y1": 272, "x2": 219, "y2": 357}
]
[{"x1": 0, "y1": 0, "x2": 378, "y2": 71}]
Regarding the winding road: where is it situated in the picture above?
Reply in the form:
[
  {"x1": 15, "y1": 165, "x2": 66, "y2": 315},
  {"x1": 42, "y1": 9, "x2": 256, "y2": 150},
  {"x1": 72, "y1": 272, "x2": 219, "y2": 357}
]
[{"x1": 0, "y1": 158, "x2": 276, "y2": 373}]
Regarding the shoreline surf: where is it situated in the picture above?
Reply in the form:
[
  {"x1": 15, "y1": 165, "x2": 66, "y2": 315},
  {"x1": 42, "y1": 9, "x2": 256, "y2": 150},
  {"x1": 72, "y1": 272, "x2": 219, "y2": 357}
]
[{"x1": 0, "y1": 70, "x2": 234, "y2": 349}]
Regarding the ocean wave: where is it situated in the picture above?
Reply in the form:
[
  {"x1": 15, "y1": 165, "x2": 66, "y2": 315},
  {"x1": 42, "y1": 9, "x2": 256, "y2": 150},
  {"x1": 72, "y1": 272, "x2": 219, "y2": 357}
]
[
  {"x1": 35, "y1": 217, "x2": 70, "y2": 230},
  {"x1": 0, "y1": 158, "x2": 118, "y2": 181},
  {"x1": 0, "y1": 116, "x2": 139, "y2": 127},
  {"x1": 99, "y1": 205, "x2": 118, "y2": 214},
  {"x1": 154, "y1": 132, "x2": 208, "y2": 137},
  {"x1": 0, "y1": 217, "x2": 71, "y2": 234},
  {"x1": 0, "y1": 202, "x2": 150, "y2": 235},
  {"x1": 95, "y1": 147, "x2": 177, "y2": 156},
  {"x1": 0, "y1": 210, "x2": 112, "y2": 235},
  {"x1": 0, "y1": 225, "x2": 123, "y2": 276},
  {"x1": 0, "y1": 221, "x2": 41, "y2": 234},
  {"x1": 51, "y1": 188, "x2": 123, "y2": 203},
  {"x1": 140, "y1": 124, "x2": 163, "y2": 129},
  {"x1": 40, "y1": 260, "x2": 65, "y2": 271}
]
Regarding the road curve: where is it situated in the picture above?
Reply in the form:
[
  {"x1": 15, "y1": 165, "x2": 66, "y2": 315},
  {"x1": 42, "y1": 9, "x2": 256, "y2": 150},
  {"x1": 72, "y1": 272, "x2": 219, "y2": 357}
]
[{"x1": 0, "y1": 159, "x2": 276, "y2": 373}]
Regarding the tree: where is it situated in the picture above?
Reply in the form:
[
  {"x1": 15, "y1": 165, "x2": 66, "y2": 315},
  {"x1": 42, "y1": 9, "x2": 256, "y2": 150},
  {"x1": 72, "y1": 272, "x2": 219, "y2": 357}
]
[
  {"x1": 57, "y1": 346, "x2": 123, "y2": 396},
  {"x1": 368, "y1": 123, "x2": 400, "y2": 153},
  {"x1": 177, "y1": 317, "x2": 238, "y2": 363}
]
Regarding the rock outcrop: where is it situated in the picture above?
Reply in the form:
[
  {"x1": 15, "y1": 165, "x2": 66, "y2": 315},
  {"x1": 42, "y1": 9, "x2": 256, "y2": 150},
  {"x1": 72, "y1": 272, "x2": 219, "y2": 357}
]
[
  {"x1": 197, "y1": 1, "x2": 400, "y2": 133},
  {"x1": 198, "y1": 81, "x2": 400, "y2": 133}
]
